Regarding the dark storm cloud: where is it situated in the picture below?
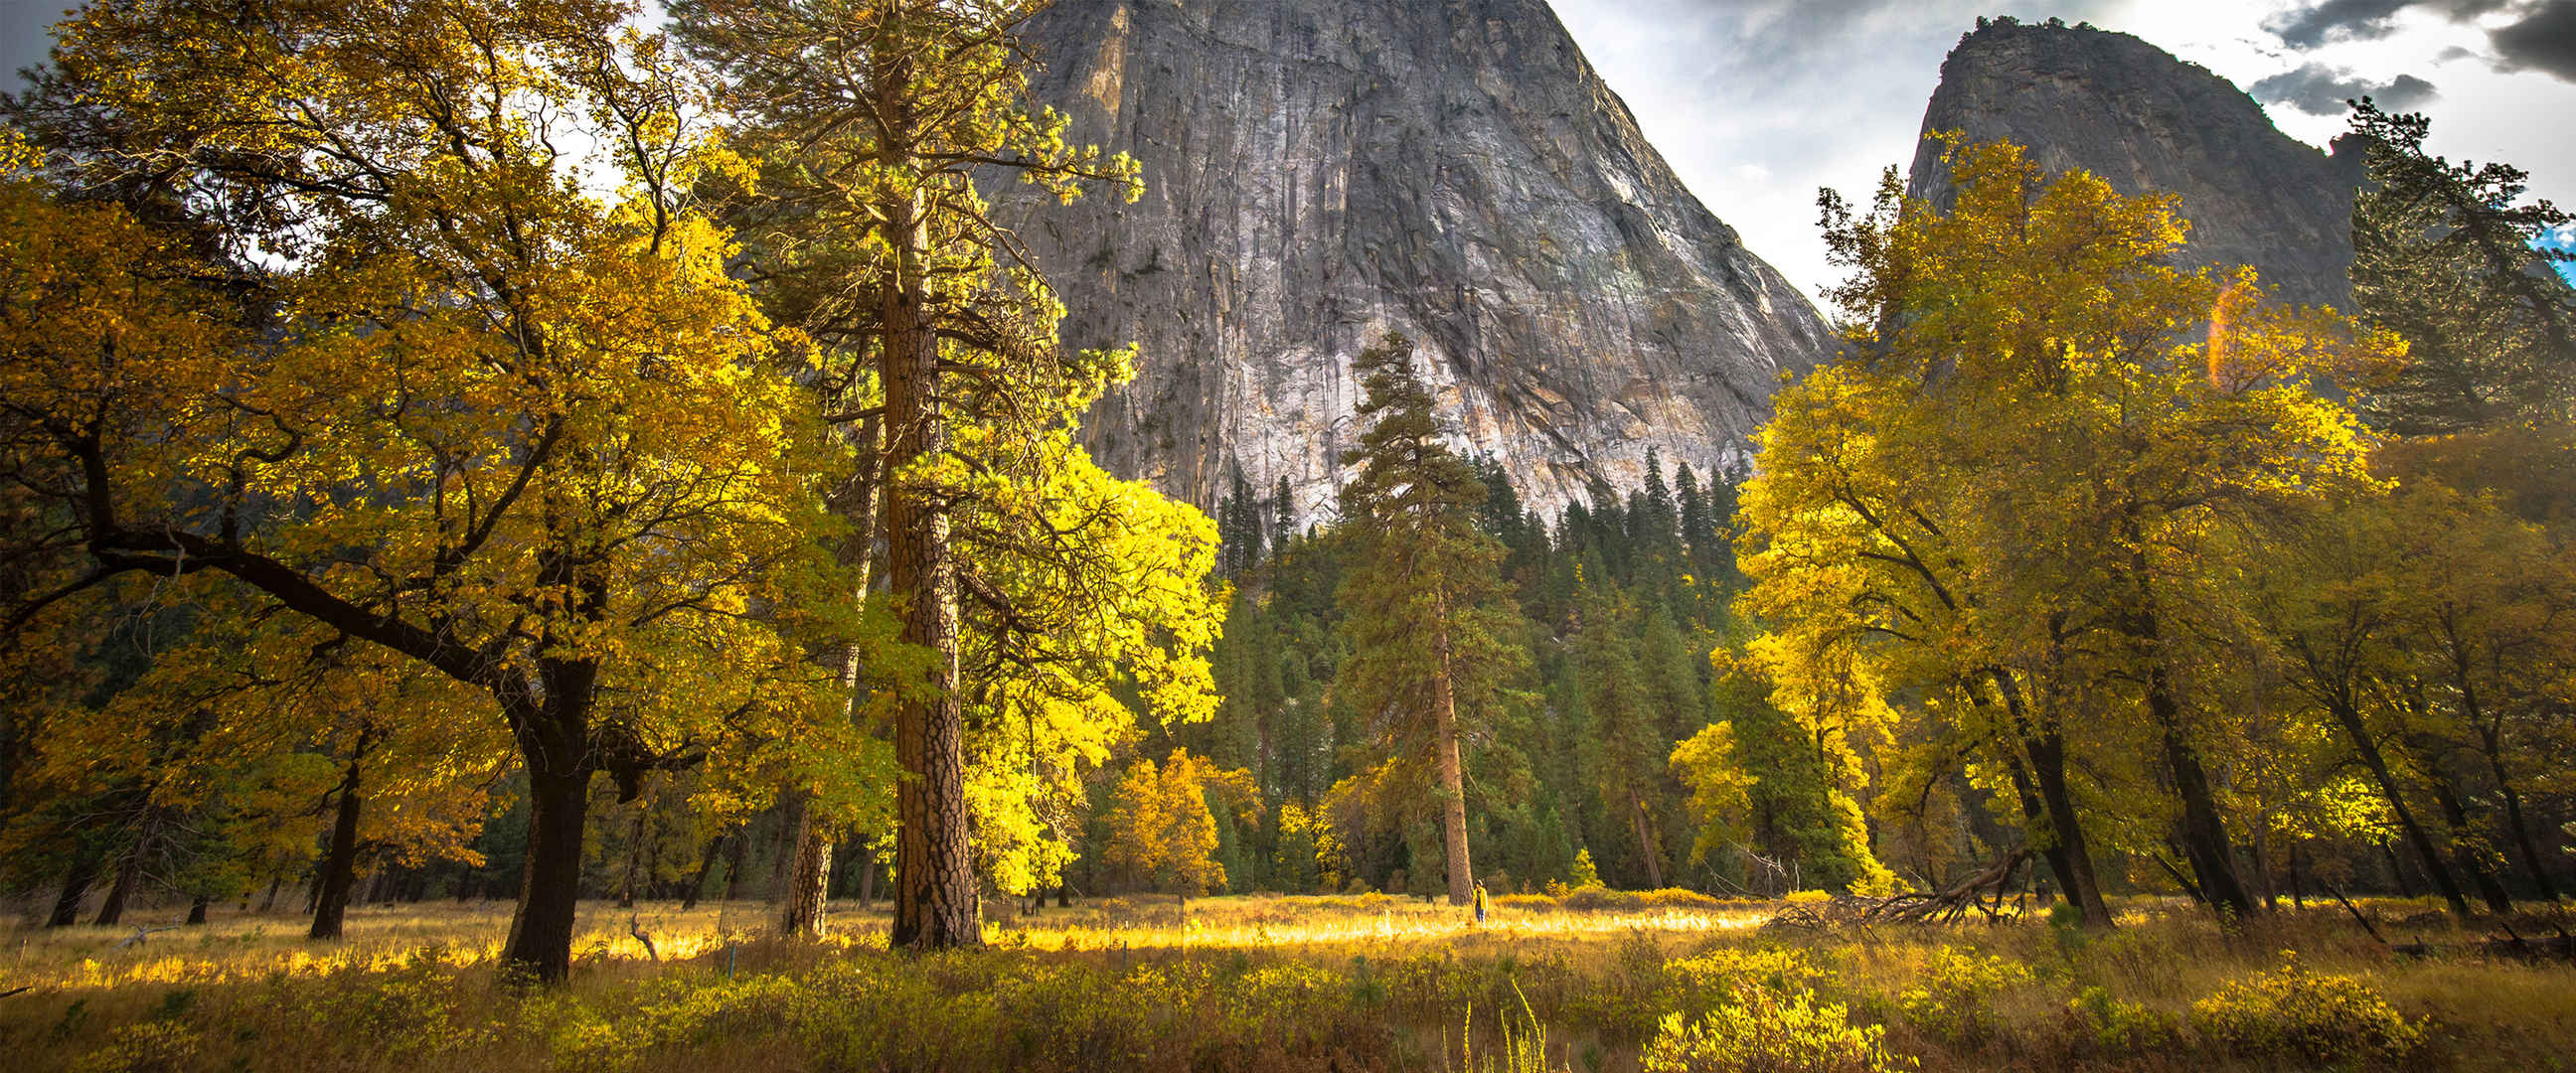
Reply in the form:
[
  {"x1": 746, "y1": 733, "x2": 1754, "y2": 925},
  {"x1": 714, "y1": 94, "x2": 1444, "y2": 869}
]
[
  {"x1": 2492, "y1": 0, "x2": 2576, "y2": 78},
  {"x1": 2250, "y1": 63, "x2": 2440, "y2": 112},
  {"x1": 2264, "y1": 0, "x2": 2425, "y2": 47},
  {"x1": 2265, "y1": 0, "x2": 2576, "y2": 83}
]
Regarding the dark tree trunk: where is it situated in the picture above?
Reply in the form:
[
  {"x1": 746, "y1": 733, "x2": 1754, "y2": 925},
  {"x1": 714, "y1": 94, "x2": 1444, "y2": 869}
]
[
  {"x1": 683, "y1": 834, "x2": 725, "y2": 911},
  {"x1": 49, "y1": 854, "x2": 98, "y2": 928},
  {"x1": 2326, "y1": 700, "x2": 2472, "y2": 916},
  {"x1": 2132, "y1": 579, "x2": 2254, "y2": 920},
  {"x1": 1975, "y1": 672, "x2": 2109, "y2": 927},
  {"x1": 311, "y1": 762, "x2": 366, "y2": 940},
  {"x1": 2027, "y1": 730, "x2": 2113, "y2": 927},
  {"x1": 2477, "y1": 725, "x2": 2561, "y2": 901},
  {"x1": 2162, "y1": 724, "x2": 2256, "y2": 919},
  {"x1": 259, "y1": 873, "x2": 283, "y2": 914},
  {"x1": 2424, "y1": 768, "x2": 2514, "y2": 913},
  {"x1": 94, "y1": 814, "x2": 155, "y2": 928},
  {"x1": 502, "y1": 765, "x2": 592, "y2": 983},
  {"x1": 858, "y1": 849, "x2": 877, "y2": 910},
  {"x1": 186, "y1": 893, "x2": 210, "y2": 926},
  {"x1": 722, "y1": 829, "x2": 748, "y2": 903}
]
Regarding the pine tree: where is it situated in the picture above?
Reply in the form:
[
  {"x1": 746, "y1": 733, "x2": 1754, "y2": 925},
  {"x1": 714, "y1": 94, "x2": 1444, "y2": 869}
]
[{"x1": 1336, "y1": 335, "x2": 1529, "y2": 906}]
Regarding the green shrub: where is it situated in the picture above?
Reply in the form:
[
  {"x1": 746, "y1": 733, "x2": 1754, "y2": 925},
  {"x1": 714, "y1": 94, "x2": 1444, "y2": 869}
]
[
  {"x1": 2190, "y1": 953, "x2": 2423, "y2": 1066},
  {"x1": 1663, "y1": 946, "x2": 1839, "y2": 1017},
  {"x1": 2064, "y1": 986, "x2": 2179, "y2": 1053},
  {"x1": 71, "y1": 1021, "x2": 205, "y2": 1073},
  {"x1": 1895, "y1": 946, "x2": 2030, "y2": 1047},
  {"x1": 1641, "y1": 988, "x2": 1915, "y2": 1073}
]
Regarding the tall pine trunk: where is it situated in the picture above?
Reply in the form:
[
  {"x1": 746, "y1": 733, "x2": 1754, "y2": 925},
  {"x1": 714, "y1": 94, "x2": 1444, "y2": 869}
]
[
  {"x1": 310, "y1": 759, "x2": 366, "y2": 940},
  {"x1": 1431, "y1": 620, "x2": 1475, "y2": 906},
  {"x1": 879, "y1": 34, "x2": 977, "y2": 948}
]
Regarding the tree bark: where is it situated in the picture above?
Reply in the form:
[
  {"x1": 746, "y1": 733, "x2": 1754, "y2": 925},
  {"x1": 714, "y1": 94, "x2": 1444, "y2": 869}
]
[
  {"x1": 1431, "y1": 620, "x2": 1475, "y2": 906},
  {"x1": 49, "y1": 855, "x2": 97, "y2": 928},
  {"x1": 2026, "y1": 730, "x2": 2113, "y2": 927},
  {"x1": 878, "y1": 22, "x2": 979, "y2": 951},
  {"x1": 94, "y1": 811, "x2": 158, "y2": 928},
  {"x1": 778, "y1": 793, "x2": 833, "y2": 936},
  {"x1": 2325, "y1": 699, "x2": 2472, "y2": 915},
  {"x1": 310, "y1": 762, "x2": 366, "y2": 940},
  {"x1": 1629, "y1": 792, "x2": 1665, "y2": 890},
  {"x1": 2162, "y1": 723, "x2": 2256, "y2": 919},
  {"x1": 502, "y1": 764, "x2": 592, "y2": 983},
  {"x1": 186, "y1": 893, "x2": 210, "y2": 926},
  {"x1": 683, "y1": 834, "x2": 725, "y2": 911}
]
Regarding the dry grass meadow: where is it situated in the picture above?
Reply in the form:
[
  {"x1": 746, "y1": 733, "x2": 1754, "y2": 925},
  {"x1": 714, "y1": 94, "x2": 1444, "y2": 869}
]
[{"x1": 4, "y1": 891, "x2": 2572, "y2": 1071}]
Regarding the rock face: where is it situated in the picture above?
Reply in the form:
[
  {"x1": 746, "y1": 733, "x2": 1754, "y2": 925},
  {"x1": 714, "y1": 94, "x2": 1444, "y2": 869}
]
[
  {"x1": 1908, "y1": 19, "x2": 2364, "y2": 309},
  {"x1": 1009, "y1": 0, "x2": 1831, "y2": 521}
]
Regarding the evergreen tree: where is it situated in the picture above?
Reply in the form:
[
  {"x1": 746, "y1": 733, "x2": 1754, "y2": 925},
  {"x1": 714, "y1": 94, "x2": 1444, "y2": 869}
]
[
  {"x1": 2348, "y1": 99, "x2": 2575, "y2": 434},
  {"x1": 1335, "y1": 335, "x2": 1529, "y2": 906}
]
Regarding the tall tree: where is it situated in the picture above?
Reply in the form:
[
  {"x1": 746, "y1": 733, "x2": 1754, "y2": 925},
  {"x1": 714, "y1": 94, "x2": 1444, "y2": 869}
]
[
  {"x1": 1746, "y1": 135, "x2": 2396, "y2": 924},
  {"x1": 677, "y1": 0, "x2": 1143, "y2": 949},
  {"x1": 3, "y1": 0, "x2": 844, "y2": 981},
  {"x1": 1335, "y1": 335, "x2": 1529, "y2": 906}
]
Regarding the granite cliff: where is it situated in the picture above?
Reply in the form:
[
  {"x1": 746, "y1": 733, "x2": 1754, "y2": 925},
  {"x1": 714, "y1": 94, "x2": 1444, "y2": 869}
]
[
  {"x1": 1908, "y1": 18, "x2": 2364, "y2": 310},
  {"x1": 1009, "y1": 0, "x2": 1833, "y2": 521}
]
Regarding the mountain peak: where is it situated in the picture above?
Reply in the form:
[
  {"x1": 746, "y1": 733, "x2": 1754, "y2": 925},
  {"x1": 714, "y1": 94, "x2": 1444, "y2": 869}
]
[
  {"x1": 1909, "y1": 17, "x2": 2363, "y2": 309},
  {"x1": 1009, "y1": 0, "x2": 1831, "y2": 520}
]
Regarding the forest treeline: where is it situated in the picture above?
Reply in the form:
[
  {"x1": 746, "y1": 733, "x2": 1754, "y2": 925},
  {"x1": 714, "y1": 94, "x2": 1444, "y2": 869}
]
[{"x1": 3, "y1": 0, "x2": 2573, "y2": 990}]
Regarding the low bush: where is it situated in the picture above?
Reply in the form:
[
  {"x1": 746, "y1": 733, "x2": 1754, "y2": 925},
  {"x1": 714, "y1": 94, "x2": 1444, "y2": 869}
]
[
  {"x1": 1895, "y1": 946, "x2": 2031, "y2": 1047},
  {"x1": 1641, "y1": 988, "x2": 1915, "y2": 1073},
  {"x1": 2190, "y1": 952, "x2": 2424, "y2": 1066},
  {"x1": 2062, "y1": 985, "x2": 2180, "y2": 1054}
]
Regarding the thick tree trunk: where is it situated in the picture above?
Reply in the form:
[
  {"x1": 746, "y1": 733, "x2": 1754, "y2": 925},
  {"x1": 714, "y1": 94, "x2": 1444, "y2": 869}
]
[
  {"x1": 2162, "y1": 724, "x2": 2256, "y2": 919},
  {"x1": 48, "y1": 854, "x2": 97, "y2": 928},
  {"x1": 1432, "y1": 624, "x2": 1475, "y2": 906},
  {"x1": 2130, "y1": 577, "x2": 2254, "y2": 920},
  {"x1": 310, "y1": 768, "x2": 366, "y2": 940},
  {"x1": 879, "y1": 34, "x2": 979, "y2": 951},
  {"x1": 2326, "y1": 700, "x2": 2472, "y2": 915},
  {"x1": 778, "y1": 795, "x2": 833, "y2": 937},
  {"x1": 1972, "y1": 672, "x2": 2107, "y2": 926},
  {"x1": 186, "y1": 893, "x2": 210, "y2": 926},
  {"x1": 259, "y1": 873, "x2": 283, "y2": 914},
  {"x1": 502, "y1": 765, "x2": 592, "y2": 983},
  {"x1": 2027, "y1": 730, "x2": 2113, "y2": 927}
]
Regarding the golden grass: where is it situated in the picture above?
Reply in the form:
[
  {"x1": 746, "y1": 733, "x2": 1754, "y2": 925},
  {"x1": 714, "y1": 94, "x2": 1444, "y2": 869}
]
[{"x1": 2, "y1": 893, "x2": 2569, "y2": 1072}]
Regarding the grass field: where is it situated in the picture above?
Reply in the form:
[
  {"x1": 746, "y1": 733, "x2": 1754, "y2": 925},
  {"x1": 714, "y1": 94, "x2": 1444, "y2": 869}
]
[{"x1": 4, "y1": 892, "x2": 2571, "y2": 1071}]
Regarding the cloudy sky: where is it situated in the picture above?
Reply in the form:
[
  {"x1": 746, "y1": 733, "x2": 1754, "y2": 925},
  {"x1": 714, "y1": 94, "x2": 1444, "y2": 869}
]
[
  {"x1": 1549, "y1": 0, "x2": 2576, "y2": 305},
  {"x1": 5, "y1": 0, "x2": 2569, "y2": 303}
]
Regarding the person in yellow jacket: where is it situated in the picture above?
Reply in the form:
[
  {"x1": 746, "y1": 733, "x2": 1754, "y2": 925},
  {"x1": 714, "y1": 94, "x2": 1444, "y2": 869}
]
[{"x1": 1472, "y1": 881, "x2": 1490, "y2": 925}]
